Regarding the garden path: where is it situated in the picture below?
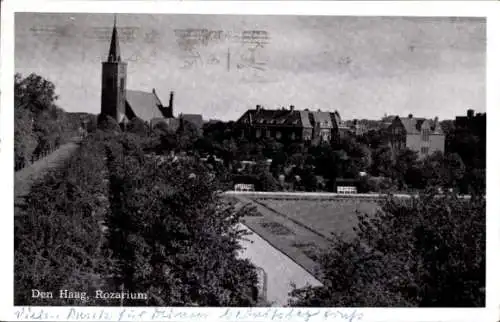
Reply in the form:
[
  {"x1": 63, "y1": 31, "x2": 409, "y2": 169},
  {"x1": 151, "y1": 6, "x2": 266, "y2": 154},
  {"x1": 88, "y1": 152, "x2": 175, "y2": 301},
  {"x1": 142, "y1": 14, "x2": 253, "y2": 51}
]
[
  {"x1": 236, "y1": 223, "x2": 322, "y2": 306},
  {"x1": 15, "y1": 138, "x2": 81, "y2": 214}
]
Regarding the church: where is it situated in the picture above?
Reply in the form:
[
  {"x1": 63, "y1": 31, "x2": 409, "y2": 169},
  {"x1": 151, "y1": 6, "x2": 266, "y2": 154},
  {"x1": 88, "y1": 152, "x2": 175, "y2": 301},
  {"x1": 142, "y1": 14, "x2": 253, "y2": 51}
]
[{"x1": 99, "y1": 17, "x2": 203, "y2": 134}]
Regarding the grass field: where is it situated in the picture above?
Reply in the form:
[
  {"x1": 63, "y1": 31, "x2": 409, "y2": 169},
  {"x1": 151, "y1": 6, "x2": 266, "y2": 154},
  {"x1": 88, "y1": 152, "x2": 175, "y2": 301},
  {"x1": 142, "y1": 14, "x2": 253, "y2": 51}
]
[
  {"x1": 254, "y1": 197, "x2": 381, "y2": 241},
  {"x1": 224, "y1": 194, "x2": 383, "y2": 280}
]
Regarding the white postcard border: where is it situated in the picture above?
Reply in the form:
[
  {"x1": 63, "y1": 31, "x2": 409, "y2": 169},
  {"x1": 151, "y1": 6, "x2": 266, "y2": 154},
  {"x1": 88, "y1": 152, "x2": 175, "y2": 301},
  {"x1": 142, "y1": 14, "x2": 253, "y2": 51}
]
[{"x1": 1, "y1": 1, "x2": 498, "y2": 322}]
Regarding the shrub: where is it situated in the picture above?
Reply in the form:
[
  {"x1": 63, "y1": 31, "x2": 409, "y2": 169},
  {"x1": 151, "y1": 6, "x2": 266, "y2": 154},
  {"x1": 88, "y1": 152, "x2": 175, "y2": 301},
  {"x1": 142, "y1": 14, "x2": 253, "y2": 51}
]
[
  {"x1": 104, "y1": 136, "x2": 260, "y2": 305},
  {"x1": 97, "y1": 114, "x2": 122, "y2": 133},
  {"x1": 289, "y1": 193, "x2": 485, "y2": 307},
  {"x1": 15, "y1": 134, "x2": 111, "y2": 305},
  {"x1": 15, "y1": 130, "x2": 260, "y2": 306}
]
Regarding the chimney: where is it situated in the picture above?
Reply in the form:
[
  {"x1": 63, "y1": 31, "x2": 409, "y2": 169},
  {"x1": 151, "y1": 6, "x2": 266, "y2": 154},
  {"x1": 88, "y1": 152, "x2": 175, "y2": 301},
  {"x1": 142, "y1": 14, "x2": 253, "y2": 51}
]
[
  {"x1": 290, "y1": 105, "x2": 295, "y2": 111},
  {"x1": 152, "y1": 88, "x2": 156, "y2": 94},
  {"x1": 467, "y1": 109, "x2": 474, "y2": 118},
  {"x1": 167, "y1": 91, "x2": 174, "y2": 117},
  {"x1": 408, "y1": 114, "x2": 413, "y2": 119},
  {"x1": 256, "y1": 104, "x2": 261, "y2": 111},
  {"x1": 169, "y1": 91, "x2": 174, "y2": 108}
]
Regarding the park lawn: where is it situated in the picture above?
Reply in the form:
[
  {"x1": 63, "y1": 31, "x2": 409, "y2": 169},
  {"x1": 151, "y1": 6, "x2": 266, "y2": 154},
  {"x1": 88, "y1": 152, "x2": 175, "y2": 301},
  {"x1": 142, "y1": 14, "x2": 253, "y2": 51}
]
[
  {"x1": 222, "y1": 194, "x2": 383, "y2": 281},
  {"x1": 252, "y1": 197, "x2": 381, "y2": 242}
]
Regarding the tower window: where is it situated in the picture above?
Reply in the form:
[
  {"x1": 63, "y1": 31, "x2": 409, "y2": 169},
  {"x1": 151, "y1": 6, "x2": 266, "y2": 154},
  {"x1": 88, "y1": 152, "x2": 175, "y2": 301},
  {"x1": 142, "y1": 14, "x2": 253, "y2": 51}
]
[{"x1": 120, "y1": 78, "x2": 125, "y2": 92}]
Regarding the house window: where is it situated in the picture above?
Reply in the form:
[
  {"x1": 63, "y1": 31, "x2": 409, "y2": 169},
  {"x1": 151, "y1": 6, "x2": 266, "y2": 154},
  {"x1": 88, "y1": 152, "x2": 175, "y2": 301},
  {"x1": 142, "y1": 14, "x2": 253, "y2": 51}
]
[
  {"x1": 422, "y1": 129, "x2": 430, "y2": 142},
  {"x1": 421, "y1": 146, "x2": 429, "y2": 155},
  {"x1": 291, "y1": 132, "x2": 296, "y2": 140},
  {"x1": 255, "y1": 129, "x2": 261, "y2": 138},
  {"x1": 266, "y1": 129, "x2": 271, "y2": 138},
  {"x1": 276, "y1": 131, "x2": 282, "y2": 139}
]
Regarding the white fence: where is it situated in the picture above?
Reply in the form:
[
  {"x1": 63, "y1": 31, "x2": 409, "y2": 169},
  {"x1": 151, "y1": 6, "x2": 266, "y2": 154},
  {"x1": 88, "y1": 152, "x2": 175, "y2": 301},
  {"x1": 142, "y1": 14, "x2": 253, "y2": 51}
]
[{"x1": 224, "y1": 190, "x2": 472, "y2": 200}]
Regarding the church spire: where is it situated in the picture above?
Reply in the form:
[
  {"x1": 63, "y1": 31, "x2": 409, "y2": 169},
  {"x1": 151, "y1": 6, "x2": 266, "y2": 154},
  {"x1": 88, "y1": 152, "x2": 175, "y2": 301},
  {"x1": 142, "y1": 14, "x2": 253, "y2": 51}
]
[{"x1": 107, "y1": 14, "x2": 121, "y2": 62}]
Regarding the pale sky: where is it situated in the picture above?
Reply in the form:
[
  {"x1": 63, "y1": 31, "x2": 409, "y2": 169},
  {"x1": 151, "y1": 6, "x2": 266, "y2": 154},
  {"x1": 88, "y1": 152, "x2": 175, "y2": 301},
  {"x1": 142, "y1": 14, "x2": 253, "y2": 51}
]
[{"x1": 15, "y1": 13, "x2": 485, "y2": 121}]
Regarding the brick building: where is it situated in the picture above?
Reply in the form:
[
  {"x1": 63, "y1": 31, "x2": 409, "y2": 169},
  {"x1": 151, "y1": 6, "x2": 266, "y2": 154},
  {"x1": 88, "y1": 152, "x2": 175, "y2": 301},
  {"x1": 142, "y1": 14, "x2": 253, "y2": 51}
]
[
  {"x1": 455, "y1": 109, "x2": 486, "y2": 139},
  {"x1": 236, "y1": 105, "x2": 342, "y2": 145},
  {"x1": 387, "y1": 114, "x2": 445, "y2": 159}
]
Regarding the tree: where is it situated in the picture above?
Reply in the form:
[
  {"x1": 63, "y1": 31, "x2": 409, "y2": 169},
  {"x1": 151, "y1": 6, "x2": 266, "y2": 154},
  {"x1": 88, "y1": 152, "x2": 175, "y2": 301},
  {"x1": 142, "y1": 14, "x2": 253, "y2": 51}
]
[
  {"x1": 371, "y1": 145, "x2": 394, "y2": 177},
  {"x1": 392, "y1": 148, "x2": 422, "y2": 190},
  {"x1": 251, "y1": 161, "x2": 279, "y2": 192},
  {"x1": 289, "y1": 192, "x2": 485, "y2": 307},
  {"x1": 176, "y1": 120, "x2": 200, "y2": 151},
  {"x1": 103, "y1": 133, "x2": 261, "y2": 305},
  {"x1": 97, "y1": 114, "x2": 122, "y2": 133},
  {"x1": 14, "y1": 73, "x2": 80, "y2": 168},
  {"x1": 421, "y1": 152, "x2": 465, "y2": 191},
  {"x1": 14, "y1": 105, "x2": 37, "y2": 170},
  {"x1": 297, "y1": 165, "x2": 318, "y2": 192},
  {"x1": 15, "y1": 73, "x2": 59, "y2": 112},
  {"x1": 127, "y1": 117, "x2": 150, "y2": 137}
]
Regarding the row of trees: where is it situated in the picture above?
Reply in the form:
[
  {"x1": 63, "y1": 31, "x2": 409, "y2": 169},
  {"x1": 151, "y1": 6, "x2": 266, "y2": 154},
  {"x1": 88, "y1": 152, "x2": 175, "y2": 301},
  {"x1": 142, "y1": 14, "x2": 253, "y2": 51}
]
[
  {"x1": 14, "y1": 73, "x2": 95, "y2": 171},
  {"x1": 196, "y1": 120, "x2": 485, "y2": 195},
  {"x1": 15, "y1": 132, "x2": 111, "y2": 305},
  {"x1": 15, "y1": 122, "x2": 262, "y2": 306},
  {"x1": 108, "y1": 116, "x2": 484, "y2": 195}
]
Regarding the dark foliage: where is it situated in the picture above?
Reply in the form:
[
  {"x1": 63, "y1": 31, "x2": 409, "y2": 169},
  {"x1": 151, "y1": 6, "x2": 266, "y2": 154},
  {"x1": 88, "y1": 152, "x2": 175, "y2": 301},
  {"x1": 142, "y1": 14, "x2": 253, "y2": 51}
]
[
  {"x1": 15, "y1": 130, "x2": 260, "y2": 306},
  {"x1": 97, "y1": 114, "x2": 122, "y2": 134},
  {"x1": 14, "y1": 73, "x2": 94, "y2": 171},
  {"x1": 289, "y1": 193, "x2": 485, "y2": 307}
]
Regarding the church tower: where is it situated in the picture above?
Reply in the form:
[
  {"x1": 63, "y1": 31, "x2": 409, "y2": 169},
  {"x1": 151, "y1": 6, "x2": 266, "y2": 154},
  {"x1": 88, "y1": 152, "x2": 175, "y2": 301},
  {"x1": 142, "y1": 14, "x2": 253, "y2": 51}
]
[{"x1": 100, "y1": 15, "x2": 127, "y2": 123}]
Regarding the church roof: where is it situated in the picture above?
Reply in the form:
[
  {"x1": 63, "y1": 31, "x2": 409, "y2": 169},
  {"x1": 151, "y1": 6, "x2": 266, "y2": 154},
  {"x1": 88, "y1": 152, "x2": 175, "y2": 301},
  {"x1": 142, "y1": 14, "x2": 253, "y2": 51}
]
[
  {"x1": 107, "y1": 16, "x2": 121, "y2": 62},
  {"x1": 126, "y1": 90, "x2": 165, "y2": 122}
]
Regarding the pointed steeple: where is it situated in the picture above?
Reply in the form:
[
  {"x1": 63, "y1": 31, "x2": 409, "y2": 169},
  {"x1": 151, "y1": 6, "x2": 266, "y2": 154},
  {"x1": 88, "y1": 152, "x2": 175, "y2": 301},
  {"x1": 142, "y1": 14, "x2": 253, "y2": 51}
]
[{"x1": 107, "y1": 14, "x2": 121, "y2": 62}]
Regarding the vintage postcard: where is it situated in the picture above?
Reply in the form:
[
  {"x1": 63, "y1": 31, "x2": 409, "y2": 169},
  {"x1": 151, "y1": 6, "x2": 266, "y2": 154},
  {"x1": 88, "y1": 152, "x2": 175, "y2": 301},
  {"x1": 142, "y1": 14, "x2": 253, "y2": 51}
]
[{"x1": 0, "y1": 1, "x2": 498, "y2": 322}]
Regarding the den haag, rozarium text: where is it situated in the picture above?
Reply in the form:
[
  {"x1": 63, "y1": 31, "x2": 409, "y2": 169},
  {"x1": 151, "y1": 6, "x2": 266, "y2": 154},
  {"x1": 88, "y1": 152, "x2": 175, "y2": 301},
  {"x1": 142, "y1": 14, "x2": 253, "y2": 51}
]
[{"x1": 31, "y1": 289, "x2": 148, "y2": 301}]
